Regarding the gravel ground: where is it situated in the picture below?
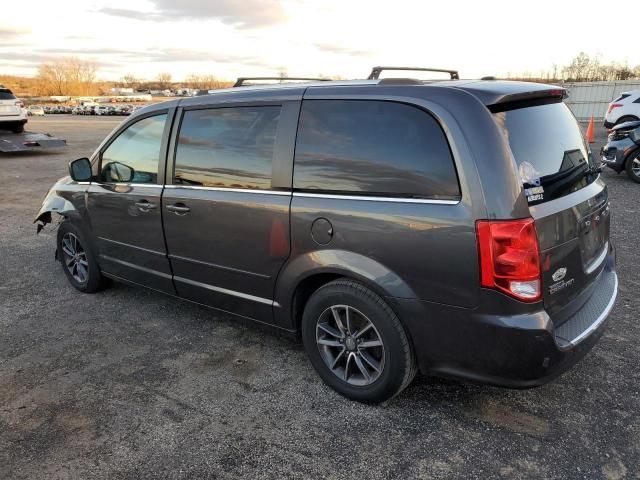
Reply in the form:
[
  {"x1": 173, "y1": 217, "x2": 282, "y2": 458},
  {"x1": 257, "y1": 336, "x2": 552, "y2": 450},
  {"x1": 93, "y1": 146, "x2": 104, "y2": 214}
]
[{"x1": 0, "y1": 116, "x2": 638, "y2": 480}]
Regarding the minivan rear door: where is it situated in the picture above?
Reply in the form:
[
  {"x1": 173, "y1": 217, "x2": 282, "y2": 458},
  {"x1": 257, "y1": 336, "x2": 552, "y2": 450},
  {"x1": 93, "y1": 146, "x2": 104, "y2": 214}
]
[
  {"x1": 493, "y1": 102, "x2": 610, "y2": 320},
  {"x1": 162, "y1": 99, "x2": 300, "y2": 325}
]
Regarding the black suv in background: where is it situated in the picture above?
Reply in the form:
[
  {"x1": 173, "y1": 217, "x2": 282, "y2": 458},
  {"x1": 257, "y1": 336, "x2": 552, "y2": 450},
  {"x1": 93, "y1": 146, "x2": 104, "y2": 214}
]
[{"x1": 36, "y1": 68, "x2": 618, "y2": 403}]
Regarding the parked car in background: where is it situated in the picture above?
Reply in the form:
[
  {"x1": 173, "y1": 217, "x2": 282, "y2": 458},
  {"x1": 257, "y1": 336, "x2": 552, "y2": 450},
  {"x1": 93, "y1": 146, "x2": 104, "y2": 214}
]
[
  {"x1": 604, "y1": 90, "x2": 640, "y2": 128},
  {"x1": 0, "y1": 86, "x2": 27, "y2": 133},
  {"x1": 27, "y1": 105, "x2": 45, "y2": 116},
  {"x1": 94, "y1": 106, "x2": 111, "y2": 116},
  {"x1": 35, "y1": 71, "x2": 618, "y2": 403},
  {"x1": 601, "y1": 119, "x2": 640, "y2": 183}
]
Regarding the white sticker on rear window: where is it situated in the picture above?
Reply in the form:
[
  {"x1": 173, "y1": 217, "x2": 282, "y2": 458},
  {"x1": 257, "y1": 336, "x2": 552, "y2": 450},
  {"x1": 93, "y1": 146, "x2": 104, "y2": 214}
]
[{"x1": 519, "y1": 161, "x2": 541, "y2": 186}]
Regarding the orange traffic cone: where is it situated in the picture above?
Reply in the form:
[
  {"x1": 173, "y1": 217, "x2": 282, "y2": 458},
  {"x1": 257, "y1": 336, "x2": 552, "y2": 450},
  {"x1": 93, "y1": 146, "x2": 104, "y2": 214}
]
[{"x1": 585, "y1": 116, "x2": 595, "y2": 144}]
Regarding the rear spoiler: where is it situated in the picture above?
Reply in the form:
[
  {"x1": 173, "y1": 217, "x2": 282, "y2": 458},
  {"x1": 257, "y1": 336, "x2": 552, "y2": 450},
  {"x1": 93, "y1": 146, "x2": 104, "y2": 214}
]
[{"x1": 487, "y1": 88, "x2": 568, "y2": 113}]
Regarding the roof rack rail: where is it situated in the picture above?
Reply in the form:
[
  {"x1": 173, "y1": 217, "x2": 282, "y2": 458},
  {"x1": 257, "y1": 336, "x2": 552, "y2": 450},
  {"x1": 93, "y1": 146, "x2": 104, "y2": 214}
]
[
  {"x1": 233, "y1": 77, "x2": 330, "y2": 87},
  {"x1": 368, "y1": 66, "x2": 459, "y2": 80}
]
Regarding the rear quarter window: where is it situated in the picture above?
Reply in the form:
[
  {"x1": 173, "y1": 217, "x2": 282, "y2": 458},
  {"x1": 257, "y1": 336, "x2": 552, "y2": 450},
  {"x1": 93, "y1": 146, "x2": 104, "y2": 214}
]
[{"x1": 293, "y1": 100, "x2": 460, "y2": 200}]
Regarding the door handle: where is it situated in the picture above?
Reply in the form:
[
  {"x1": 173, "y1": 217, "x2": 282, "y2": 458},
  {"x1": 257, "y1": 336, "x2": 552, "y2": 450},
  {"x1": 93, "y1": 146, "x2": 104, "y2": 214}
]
[
  {"x1": 134, "y1": 200, "x2": 157, "y2": 211},
  {"x1": 166, "y1": 203, "x2": 190, "y2": 215}
]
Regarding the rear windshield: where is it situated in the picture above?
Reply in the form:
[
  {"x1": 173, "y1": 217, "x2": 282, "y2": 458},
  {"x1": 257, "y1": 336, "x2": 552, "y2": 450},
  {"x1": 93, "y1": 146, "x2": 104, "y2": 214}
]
[
  {"x1": 0, "y1": 89, "x2": 16, "y2": 100},
  {"x1": 493, "y1": 102, "x2": 596, "y2": 205}
]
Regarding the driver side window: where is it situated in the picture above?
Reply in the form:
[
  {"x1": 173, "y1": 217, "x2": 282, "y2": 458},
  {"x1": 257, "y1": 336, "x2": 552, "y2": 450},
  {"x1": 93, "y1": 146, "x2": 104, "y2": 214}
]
[{"x1": 100, "y1": 114, "x2": 167, "y2": 184}]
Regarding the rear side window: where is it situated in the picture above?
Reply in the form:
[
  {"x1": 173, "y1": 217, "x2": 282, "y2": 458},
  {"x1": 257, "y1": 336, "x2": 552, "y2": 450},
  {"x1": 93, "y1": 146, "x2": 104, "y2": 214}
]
[
  {"x1": 493, "y1": 102, "x2": 595, "y2": 205},
  {"x1": 613, "y1": 93, "x2": 631, "y2": 102},
  {"x1": 293, "y1": 100, "x2": 460, "y2": 199},
  {"x1": 0, "y1": 89, "x2": 16, "y2": 100},
  {"x1": 175, "y1": 106, "x2": 281, "y2": 190}
]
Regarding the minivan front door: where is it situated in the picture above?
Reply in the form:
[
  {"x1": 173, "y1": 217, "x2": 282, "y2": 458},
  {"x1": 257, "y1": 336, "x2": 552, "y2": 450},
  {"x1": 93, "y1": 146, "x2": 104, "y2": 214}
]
[
  {"x1": 162, "y1": 103, "x2": 297, "y2": 323},
  {"x1": 87, "y1": 111, "x2": 175, "y2": 294}
]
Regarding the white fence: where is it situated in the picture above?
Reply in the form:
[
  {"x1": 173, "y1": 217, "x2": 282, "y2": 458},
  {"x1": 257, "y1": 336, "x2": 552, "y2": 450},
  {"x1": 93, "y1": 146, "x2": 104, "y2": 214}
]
[{"x1": 561, "y1": 80, "x2": 640, "y2": 121}]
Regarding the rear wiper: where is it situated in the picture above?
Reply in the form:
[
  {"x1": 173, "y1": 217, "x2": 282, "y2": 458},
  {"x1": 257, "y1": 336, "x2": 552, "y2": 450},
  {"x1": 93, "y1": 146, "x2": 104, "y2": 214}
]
[{"x1": 532, "y1": 162, "x2": 586, "y2": 187}]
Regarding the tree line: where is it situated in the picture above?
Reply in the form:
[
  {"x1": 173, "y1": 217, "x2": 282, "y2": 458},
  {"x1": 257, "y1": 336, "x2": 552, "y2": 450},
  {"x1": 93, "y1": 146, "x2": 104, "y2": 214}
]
[
  {"x1": 506, "y1": 52, "x2": 640, "y2": 83},
  {"x1": 2, "y1": 53, "x2": 639, "y2": 98}
]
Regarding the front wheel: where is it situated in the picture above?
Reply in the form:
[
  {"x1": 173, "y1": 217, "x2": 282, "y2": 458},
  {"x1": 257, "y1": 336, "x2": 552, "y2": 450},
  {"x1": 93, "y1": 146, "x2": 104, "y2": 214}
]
[
  {"x1": 57, "y1": 222, "x2": 108, "y2": 293},
  {"x1": 625, "y1": 150, "x2": 640, "y2": 184},
  {"x1": 301, "y1": 279, "x2": 416, "y2": 403}
]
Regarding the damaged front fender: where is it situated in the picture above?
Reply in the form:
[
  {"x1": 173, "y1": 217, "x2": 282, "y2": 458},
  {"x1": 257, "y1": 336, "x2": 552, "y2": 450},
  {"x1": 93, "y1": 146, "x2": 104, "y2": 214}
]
[{"x1": 34, "y1": 190, "x2": 79, "y2": 234}]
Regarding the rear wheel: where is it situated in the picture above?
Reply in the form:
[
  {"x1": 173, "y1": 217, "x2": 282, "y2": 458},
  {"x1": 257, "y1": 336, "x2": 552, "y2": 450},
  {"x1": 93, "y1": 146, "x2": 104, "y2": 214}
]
[
  {"x1": 301, "y1": 279, "x2": 416, "y2": 403},
  {"x1": 625, "y1": 150, "x2": 640, "y2": 184},
  {"x1": 11, "y1": 124, "x2": 24, "y2": 134},
  {"x1": 57, "y1": 222, "x2": 108, "y2": 293}
]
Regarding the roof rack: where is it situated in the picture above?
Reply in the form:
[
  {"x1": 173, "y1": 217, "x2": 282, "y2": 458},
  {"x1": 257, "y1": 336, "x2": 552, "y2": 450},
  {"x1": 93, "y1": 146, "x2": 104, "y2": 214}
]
[
  {"x1": 233, "y1": 77, "x2": 331, "y2": 87},
  {"x1": 367, "y1": 66, "x2": 459, "y2": 80}
]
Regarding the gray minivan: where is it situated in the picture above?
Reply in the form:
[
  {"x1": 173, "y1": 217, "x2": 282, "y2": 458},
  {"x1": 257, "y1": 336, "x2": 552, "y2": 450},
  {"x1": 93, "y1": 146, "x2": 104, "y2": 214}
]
[{"x1": 36, "y1": 69, "x2": 618, "y2": 403}]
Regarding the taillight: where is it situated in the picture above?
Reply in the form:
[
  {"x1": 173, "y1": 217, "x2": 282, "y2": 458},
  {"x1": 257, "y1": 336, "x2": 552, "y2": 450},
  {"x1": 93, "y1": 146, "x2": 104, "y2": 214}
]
[
  {"x1": 15, "y1": 101, "x2": 24, "y2": 108},
  {"x1": 476, "y1": 218, "x2": 541, "y2": 302},
  {"x1": 607, "y1": 103, "x2": 622, "y2": 114}
]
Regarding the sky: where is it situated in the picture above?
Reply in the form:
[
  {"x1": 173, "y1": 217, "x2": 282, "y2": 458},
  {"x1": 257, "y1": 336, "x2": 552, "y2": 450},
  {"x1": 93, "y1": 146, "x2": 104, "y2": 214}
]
[{"x1": 1, "y1": 0, "x2": 638, "y2": 82}]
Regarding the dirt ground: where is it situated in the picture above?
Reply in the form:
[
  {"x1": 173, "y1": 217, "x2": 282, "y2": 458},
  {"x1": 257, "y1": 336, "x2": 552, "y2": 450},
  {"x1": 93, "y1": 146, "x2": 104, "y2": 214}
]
[{"x1": 0, "y1": 116, "x2": 638, "y2": 479}]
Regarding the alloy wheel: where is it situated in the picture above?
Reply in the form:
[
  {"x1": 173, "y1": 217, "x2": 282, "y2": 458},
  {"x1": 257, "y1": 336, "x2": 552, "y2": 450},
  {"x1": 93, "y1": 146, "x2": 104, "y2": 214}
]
[
  {"x1": 316, "y1": 305, "x2": 385, "y2": 386},
  {"x1": 61, "y1": 232, "x2": 89, "y2": 284},
  {"x1": 632, "y1": 156, "x2": 640, "y2": 177}
]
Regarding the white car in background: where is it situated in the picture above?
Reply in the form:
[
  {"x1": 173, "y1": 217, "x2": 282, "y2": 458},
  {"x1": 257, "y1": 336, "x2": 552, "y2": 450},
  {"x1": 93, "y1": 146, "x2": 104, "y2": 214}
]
[
  {"x1": 94, "y1": 105, "x2": 111, "y2": 116},
  {"x1": 0, "y1": 86, "x2": 28, "y2": 133},
  {"x1": 604, "y1": 90, "x2": 640, "y2": 128},
  {"x1": 27, "y1": 105, "x2": 45, "y2": 116}
]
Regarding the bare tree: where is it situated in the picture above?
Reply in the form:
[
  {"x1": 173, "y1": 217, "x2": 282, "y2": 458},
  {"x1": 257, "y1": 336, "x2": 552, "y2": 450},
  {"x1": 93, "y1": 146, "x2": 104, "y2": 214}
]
[
  {"x1": 120, "y1": 74, "x2": 139, "y2": 89},
  {"x1": 184, "y1": 73, "x2": 229, "y2": 90},
  {"x1": 156, "y1": 72, "x2": 172, "y2": 89},
  {"x1": 37, "y1": 63, "x2": 67, "y2": 96},
  {"x1": 36, "y1": 57, "x2": 98, "y2": 96}
]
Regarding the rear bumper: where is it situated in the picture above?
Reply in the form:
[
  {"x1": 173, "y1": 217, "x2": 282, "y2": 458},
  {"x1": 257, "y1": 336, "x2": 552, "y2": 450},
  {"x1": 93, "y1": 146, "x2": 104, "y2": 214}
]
[
  {"x1": 394, "y1": 250, "x2": 617, "y2": 388},
  {"x1": 0, "y1": 117, "x2": 27, "y2": 123}
]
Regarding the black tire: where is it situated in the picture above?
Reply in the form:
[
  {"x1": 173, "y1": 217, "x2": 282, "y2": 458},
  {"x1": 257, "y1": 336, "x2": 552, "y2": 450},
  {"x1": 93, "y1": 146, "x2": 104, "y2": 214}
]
[
  {"x1": 11, "y1": 124, "x2": 24, "y2": 134},
  {"x1": 57, "y1": 221, "x2": 108, "y2": 293},
  {"x1": 625, "y1": 150, "x2": 640, "y2": 184},
  {"x1": 301, "y1": 279, "x2": 416, "y2": 403},
  {"x1": 615, "y1": 115, "x2": 639, "y2": 126}
]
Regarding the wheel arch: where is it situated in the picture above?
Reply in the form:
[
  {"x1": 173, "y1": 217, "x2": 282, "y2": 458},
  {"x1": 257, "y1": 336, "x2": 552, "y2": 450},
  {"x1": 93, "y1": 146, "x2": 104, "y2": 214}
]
[
  {"x1": 616, "y1": 114, "x2": 640, "y2": 126},
  {"x1": 274, "y1": 249, "x2": 416, "y2": 332}
]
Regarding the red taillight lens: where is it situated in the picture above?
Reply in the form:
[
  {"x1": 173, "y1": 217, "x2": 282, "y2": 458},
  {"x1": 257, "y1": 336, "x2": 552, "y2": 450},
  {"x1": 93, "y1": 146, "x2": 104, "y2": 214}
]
[
  {"x1": 476, "y1": 218, "x2": 541, "y2": 302},
  {"x1": 607, "y1": 103, "x2": 622, "y2": 114},
  {"x1": 15, "y1": 101, "x2": 24, "y2": 108}
]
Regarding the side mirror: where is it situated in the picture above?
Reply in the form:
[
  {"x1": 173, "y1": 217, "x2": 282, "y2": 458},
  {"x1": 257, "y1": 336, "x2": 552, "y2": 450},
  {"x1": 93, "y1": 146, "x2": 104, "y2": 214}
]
[
  {"x1": 69, "y1": 158, "x2": 92, "y2": 182},
  {"x1": 103, "y1": 161, "x2": 135, "y2": 182}
]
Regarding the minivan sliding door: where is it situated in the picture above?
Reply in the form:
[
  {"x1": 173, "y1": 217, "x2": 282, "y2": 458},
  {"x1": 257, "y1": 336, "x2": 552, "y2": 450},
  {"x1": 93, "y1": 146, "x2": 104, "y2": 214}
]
[{"x1": 162, "y1": 102, "x2": 298, "y2": 323}]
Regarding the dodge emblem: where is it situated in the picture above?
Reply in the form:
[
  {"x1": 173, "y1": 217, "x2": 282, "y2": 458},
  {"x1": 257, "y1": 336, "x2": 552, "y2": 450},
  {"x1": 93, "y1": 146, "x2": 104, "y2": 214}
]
[{"x1": 552, "y1": 267, "x2": 567, "y2": 282}]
